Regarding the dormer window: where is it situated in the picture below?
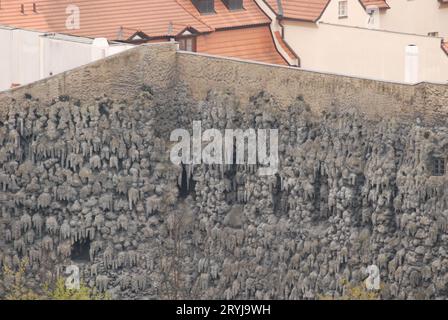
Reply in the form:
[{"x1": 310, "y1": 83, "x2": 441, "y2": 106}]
[
  {"x1": 176, "y1": 28, "x2": 197, "y2": 52},
  {"x1": 192, "y1": 0, "x2": 215, "y2": 14},
  {"x1": 222, "y1": 0, "x2": 243, "y2": 10},
  {"x1": 128, "y1": 31, "x2": 149, "y2": 43}
]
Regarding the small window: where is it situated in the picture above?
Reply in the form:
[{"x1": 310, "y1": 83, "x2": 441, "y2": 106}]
[
  {"x1": 368, "y1": 12, "x2": 375, "y2": 25},
  {"x1": 433, "y1": 157, "x2": 446, "y2": 176},
  {"x1": 428, "y1": 32, "x2": 439, "y2": 37},
  {"x1": 178, "y1": 37, "x2": 196, "y2": 52},
  {"x1": 192, "y1": 0, "x2": 215, "y2": 14},
  {"x1": 222, "y1": 0, "x2": 243, "y2": 10},
  {"x1": 338, "y1": 1, "x2": 348, "y2": 18},
  {"x1": 366, "y1": 7, "x2": 379, "y2": 28}
]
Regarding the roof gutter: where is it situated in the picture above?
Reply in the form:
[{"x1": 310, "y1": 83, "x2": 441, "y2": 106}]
[{"x1": 277, "y1": 18, "x2": 300, "y2": 67}]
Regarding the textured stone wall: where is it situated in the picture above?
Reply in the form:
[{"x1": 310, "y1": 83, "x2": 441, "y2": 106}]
[
  {"x1": 1, "y1": 45, "x2": 448, "y2": 300},
  {"x1": 176, "y1": 51, "x2": 448, "y2": 124},
  {"x1": 0, "y1": 43, "x2": 178, "y2": 117}
]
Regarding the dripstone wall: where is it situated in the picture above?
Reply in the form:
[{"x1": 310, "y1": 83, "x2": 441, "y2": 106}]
[
  {"x1": 0, "y1": 43, "x2": 177, "y2": 114},
  {"x1": 0, "y1": 44, "x2": 448, "y2": 300},
  {"x1": 176, "y1": 51, "x2": 448, "y2": 124}
]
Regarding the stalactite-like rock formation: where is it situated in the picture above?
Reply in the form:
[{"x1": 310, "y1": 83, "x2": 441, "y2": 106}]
[{"x1": 0, "y1": 86, "x2": 448, "y2": 300}]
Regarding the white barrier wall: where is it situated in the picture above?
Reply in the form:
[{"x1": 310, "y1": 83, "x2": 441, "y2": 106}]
[
  {"x1": 0, "y1": 26, "x2": 133, "y2": 91},
  {"x1": 0, "y1": 27, "x2": 43, "y2": 90},
  {"x1": 40, "y1": 37, "x2": 92, "y2": 79},
  {"x1": 0, "y1": 27, "x2": 14, "y2": 90}
]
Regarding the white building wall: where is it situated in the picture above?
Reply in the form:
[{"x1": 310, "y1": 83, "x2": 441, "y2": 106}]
[
  {"x1": 0, "y1": 26, "x2": 134, "y2": 92},
  {"x1": 320, "y1": 0, "x2": 448, "y2": 38},
  {"x1": 283, "y1": 21, "x2": 448, "y2": 84},
  {"x1": 320, "y1": 0, "x2": 371, "y2": 27},
  {"x1": 0, "y1": 27, "x2": 14, "y2": 90},
  {"x1": 14, "y1": 30, "x2": 45, "y2": 86},
  {"x1": 0, "y1": 27, "x2": 43, "y2": 89},
  {"x1": 41, "y1": 38, "x2": 93, "y2": 79},
  {"x1": 379, "y1": 0, "x2": 448, "y2": 39}
]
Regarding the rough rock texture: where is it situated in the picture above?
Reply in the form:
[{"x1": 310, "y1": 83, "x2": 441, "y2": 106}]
[{"x1": 1, "y1": 85, "x2": 448, "y2": 300}]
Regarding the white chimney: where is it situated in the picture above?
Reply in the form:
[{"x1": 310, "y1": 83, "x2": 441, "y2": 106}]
[
  {"x1": 405, "y1": 45, "x2": 419, "y2": 84},
  {"x1": 91, "y1": 38, "x2": 109, "y2": 61}
]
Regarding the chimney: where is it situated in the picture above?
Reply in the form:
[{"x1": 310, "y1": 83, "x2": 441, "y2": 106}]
[{"x1": 405, "y1": 45, "x2": 419, "y2": 84}]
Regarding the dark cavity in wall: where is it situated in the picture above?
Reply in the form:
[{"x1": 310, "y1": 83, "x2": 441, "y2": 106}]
[
  {"x1": 273, "y1": 173, "x2": 283, "y2": 215},
  {"x1": 179, "y1": 163, "x2": 195, "y2": 198},
  {"x1": 71, "y1": 239, "x2": 91, "y2": 263},
  {"x1": 352, "y1": 174, "x2": 366, "y2": 227},
  {"x1": 225, "y1": 141, "x2": 238, "y2": 204}
]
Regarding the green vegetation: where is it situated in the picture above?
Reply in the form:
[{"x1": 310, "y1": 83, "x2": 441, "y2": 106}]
[
  {"x1": 1, "y1": 259, "x2": 110, "y2": 300},
  {"x1": 44, "y1": 278, "x2": 110, "y2": 300},
  {"x1": 319, "y1": 279, "x2": 381, "y2": 300}
]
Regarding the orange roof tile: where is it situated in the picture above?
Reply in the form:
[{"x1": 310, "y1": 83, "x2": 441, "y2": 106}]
[
  {"x1": 0, "y1": 1, "x2": 288, "y2": 66},
  {"x1": 0, "y1": 0, "x2": 212, "y2": 40},
  {"x1": 359, "y1": 0, "x2": 390, "y2": 9},
  {"x1": 263, "y1": 0, "x2": 330, "y2": 22},
  {"x1": 178, "y1": 0, "x2": 271, "y2": 30},
  {"x1": 197, "y1": 25, "x2": 287, "y2": 65},
  {"x1": 0, "y1": 0, "x2": 271, "y2": 40}
]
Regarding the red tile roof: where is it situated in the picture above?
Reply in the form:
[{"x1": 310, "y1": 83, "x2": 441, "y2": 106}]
[
  {"x1": 263, "y1": 0, "x2": 330, "y2": 22},
  {"x1": 263, "y1": 0, "x2": 392, "y2": 22},
  {"x1": 178, "y1": 0, "x2": 271, "y2": 30},
  {"x1": 0, "y1": 0, "x2": 270, "y2": 40},
  {"x1": 197, "y1": 25, "x2": 288, "y2": 65},
  {"x1": 359, "y1": 0, "x2": 390, "y2": 9},
  {"x1": 0, "y1": 0, "x2": 213, "y2": 39}
]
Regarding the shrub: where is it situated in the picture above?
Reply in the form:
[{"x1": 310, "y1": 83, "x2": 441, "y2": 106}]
[
  {"x1": 319, "y1": 279, "x2": 381, "y2": 300},
  {"x1": 1, "y1": 259, "x2": 110, "y2": 300}
]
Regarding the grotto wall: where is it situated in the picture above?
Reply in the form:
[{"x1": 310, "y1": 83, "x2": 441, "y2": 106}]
[
  {"x1": 176, "y1": 51, "x2": 448, "y2": 124},
  {"x1": 0, "y1": 43, "x2": 178, "y2": 112},
  {"x1": 1, "y1": 44, "x2": 448, "y2": 300}
]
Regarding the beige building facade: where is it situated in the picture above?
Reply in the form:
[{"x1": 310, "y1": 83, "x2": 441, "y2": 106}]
[
  {"x1": 320, "y1": 0, "x2": 448, "y2": 38},
  {"x1": 257, "y1": 0, "x2": 448, "y2": 83},
  {"x1": 379, "y1": 0, "x2": 448, "y2": 38}
]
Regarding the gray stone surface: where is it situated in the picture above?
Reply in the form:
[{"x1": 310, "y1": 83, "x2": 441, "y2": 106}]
[{"x1": 0, "y1": 44, "x2": 448, "y2": 300}]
